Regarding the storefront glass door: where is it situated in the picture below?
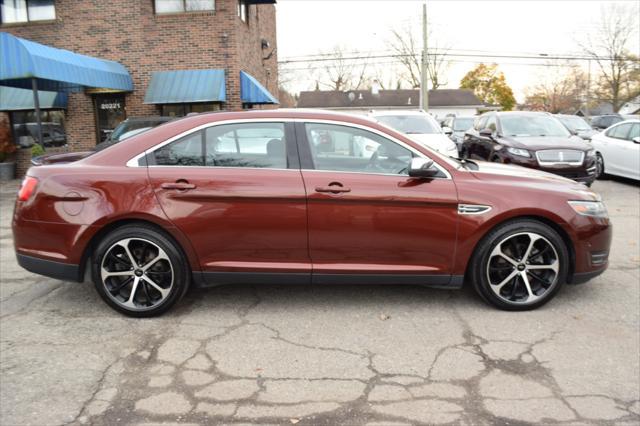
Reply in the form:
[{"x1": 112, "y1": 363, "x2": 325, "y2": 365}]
[{"x1": 95, "y1": 95, "x2": 126, "y2": 143}]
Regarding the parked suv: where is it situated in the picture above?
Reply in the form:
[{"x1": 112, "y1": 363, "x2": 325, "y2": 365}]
[
  {"x1": 462, "y1": 112, "x2": 597, "y2": 185},
  {"x1": 370, "y1": 110, "x2": 459, "y2": 158}
]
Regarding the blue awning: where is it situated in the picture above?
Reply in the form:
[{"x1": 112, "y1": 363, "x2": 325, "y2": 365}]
[
  {"x1": 240, "y1": 71, "x2": 278, "y2": 104},
  {"x1": 144, "y1": 69, "x2": 226, "y2": 104},
  {"x1": 0, "y1": 86, "x2": 67, "y2": 111},
  {"x1": 0, "y1": 32, "x2": 133, "y2": 92}
]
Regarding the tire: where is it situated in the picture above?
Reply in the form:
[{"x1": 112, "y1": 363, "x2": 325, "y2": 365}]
[
  {"x1": 92, "y1": 224, "x2": 190, "y2": 317},
  {"x1": 595, "y1": 153, "x2": 606, "y2": 179},
  {"x1": 469, "y1": 219, "x2": 568, "y2": 311}
]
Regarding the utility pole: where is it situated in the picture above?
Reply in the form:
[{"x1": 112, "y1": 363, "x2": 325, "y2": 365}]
[
  {"x1": 420, "y1": 1, "x2": 429, "y2": 112},
  {"x1": 586, "y1": 58, "x2": 591, "y2": 116}
]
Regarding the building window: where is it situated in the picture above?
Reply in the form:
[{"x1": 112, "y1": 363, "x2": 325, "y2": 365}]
[
  {"x1": 155, "y1": 0, "x2": 214, "y2": 14},
  {"x1": 10, "y1": 110, "x2": 66, "y2": 148},
  {"x1": 237, "y1": 0, "x2": 248, "y2": 22},
  {"x1": 160, "y1": 103, "x2": 221, "y2": 117},
  {"x1": 1, "y1": 0, "x2": 55, "y2": 24}
]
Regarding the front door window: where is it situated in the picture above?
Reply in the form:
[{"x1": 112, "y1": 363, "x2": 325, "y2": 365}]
[
  {"x1": 95, "y1": 95, "x2": 126, "y2": 144},
  {"x1": 304, "y1": 123, "x2": 413, "y2": 175}
]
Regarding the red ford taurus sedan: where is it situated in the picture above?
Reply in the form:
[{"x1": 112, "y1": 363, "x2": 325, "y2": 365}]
[{"x1": 12, "y1": 110, "x2": 611, "y2": 316}]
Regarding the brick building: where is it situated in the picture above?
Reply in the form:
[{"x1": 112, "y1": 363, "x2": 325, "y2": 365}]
[{"x1": 0, "y1": 0, "x2": 278, "y2": 176}]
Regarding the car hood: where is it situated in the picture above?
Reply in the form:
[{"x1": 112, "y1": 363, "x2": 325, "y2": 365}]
[
  {"x1": 31, "y1": 151, "x2": 94, "y2": 166},
  {"x1": 468, "y1": 160, "x2": 598, "y2": 199},
  {"x1": 505, "y1": 135, "x2": 591, "y2": 151},
  {"x1": 576, "y1": 129, "x2": 598, "y2": 140},
  {"x1": 406, "y1": 133, "x2": 457, "y2": 152}
]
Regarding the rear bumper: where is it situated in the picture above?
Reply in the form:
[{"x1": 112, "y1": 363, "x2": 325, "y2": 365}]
[{"x1": 16, "y1": 253, "x2": 82, "y2": 282}]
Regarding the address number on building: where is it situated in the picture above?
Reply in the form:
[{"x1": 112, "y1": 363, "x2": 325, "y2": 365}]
[{"x1": 99, "y1": 102, "x2": 122, "y2": 110}]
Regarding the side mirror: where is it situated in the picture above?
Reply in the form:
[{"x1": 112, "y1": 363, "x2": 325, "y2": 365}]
[
  {"x1": 408, "y1": 158, "x2": 439, "y2": 178},
  {"x1": 442, "y1": 126, "x2": 453, "y2": 136},
  {"x1": 633, "y1": 137, "x2": 640, "y2": 144},
  {"x1": 479, "y1": 128, "x2": 494, "y2": 138}
]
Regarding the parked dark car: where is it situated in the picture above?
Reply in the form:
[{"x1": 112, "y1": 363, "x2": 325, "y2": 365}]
[
  {"x1": 14, "y1": 110, "x2": 610, "y2": 316},
  {"x1": 589, "y1": 114, "x2": 623, "y2": 130},
  {"x1": 96, "y1": 116, "x2": 174, "y2": 150},
  {"x1": 32, "y1": 116, "x2": 173, "y2": 166},
  {"x1": 555, "y1": 114, "x2": 597, "y2": 141},
  {"x1": 13, "y1": 122, "x2": 67, "y2": 148},
  {"x1": 441, "y1": 116, "x2": 475, "y2": 150},
  {"x1": 462, "y1": 112, "x2": 597, "y2": 185}
]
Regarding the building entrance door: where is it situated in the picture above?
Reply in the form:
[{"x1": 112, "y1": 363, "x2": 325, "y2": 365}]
[{"x1": 94, "y1": 94, "x2": 126, "y2": 144}]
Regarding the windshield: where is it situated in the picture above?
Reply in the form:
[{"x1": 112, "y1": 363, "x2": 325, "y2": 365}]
[
  {"x1": 500, "y1": 115, "x2": 571, "y2": 137},
  {"x1": 557, "y1": 116, "x2": 591, "y2": 132},
  {"x1": 453, "y1": 117, "x2": 474, "y2": 131},
  {"x1": 375, "y1": 115, "x2": 440, "y2": 134}
]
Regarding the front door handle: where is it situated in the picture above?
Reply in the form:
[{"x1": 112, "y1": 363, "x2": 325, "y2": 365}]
[
  {"x1": 315, "y1": 182, "x2": 351, "y2": 194},
  {"x1": 161, "y1": 181, "x2": 196, "y2": 190}
]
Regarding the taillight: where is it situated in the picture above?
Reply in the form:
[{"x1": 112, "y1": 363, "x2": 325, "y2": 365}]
[{"x1": 17, "y1": 176, "x2": 38, "y2": 202}]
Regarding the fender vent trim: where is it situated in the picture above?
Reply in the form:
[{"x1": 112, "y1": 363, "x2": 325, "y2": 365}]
[{"x1": 458, "y1": 204, "x2": 492, "y2": 215}]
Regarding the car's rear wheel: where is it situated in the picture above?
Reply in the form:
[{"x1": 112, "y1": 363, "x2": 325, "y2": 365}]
[
  {"x1": 595, "y1": 153, "x2": 606, "y2": 179},
  {"x1": 92, "y1": 225, "x2": 189, "y2": 317},
  {"x1": 470, "y1": 220, "x2": 568, "y2": 311}
]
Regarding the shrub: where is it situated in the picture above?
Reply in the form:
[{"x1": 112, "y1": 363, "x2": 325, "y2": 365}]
[{"x1": 31, "y1": 143, "x2": 46, "y2": 158}]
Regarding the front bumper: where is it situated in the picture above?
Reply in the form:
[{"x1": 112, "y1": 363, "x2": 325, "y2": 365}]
[{"x1": 503, "y1": 154, "x2": 597, "y2": 184}]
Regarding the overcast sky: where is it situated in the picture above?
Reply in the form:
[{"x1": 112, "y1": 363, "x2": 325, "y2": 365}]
[{"x1": 275, "y1": 0, "x2": 640, "y2": 101}]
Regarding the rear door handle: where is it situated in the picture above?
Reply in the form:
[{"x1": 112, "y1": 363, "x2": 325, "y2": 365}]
[
  {"x1": 315, "y1": 182, "x2": 351, "y2": 194},
  {"x1": 161, "y1": 182, "x2": 196, "y2": 190}
]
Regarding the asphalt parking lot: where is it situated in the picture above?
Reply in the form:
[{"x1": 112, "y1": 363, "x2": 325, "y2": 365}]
[{"x1": 1, "y1": 177, "x2": 638, "y2": 426}]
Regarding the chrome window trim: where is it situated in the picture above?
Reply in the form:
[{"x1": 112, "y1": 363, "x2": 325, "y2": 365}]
[{"x1": 125, "y1": 117, "x2": 452, "y2": 180}]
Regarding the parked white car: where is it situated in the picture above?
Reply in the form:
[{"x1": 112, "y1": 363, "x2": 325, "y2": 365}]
[
  {"x1": 370, "y1": 110, "x2": 459, "y2": 158},
  {"x1": 590, "y1": 119, "x2": 640, "y2": 181}
]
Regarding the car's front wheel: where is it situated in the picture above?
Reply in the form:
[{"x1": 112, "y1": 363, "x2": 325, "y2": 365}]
[
  {"x1": 92, "y1": 224, "x2": 189, "y2": 317},
  {"x1": 470, "y1": 220, "x2": 568, "y2": 311}
]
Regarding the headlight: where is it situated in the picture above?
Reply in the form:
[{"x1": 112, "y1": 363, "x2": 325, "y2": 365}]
[
  {"x1": 506, "y1": 147, "x2": 531, "y2": 157},
  {"x1": 568, "y1": 200, "x2": 608, "y2": 218},
  {"x1": 586, "y1": 149, "x2": 596, "y2": 157}
]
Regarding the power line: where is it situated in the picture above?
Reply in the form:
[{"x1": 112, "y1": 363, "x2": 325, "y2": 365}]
[
  {"x1": 279, "y1": 51, "x2": 638, "y2": 66},
  {"x1": 279, "y1": 59, "x2": 584, "y2": 73}
]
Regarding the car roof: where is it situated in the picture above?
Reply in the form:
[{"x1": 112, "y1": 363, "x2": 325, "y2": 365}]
[{"x1": 124, "y1": 116, "x2": 173, "y2": 122}]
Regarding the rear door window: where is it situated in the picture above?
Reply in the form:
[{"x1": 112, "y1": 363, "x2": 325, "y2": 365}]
[
  {"x1": 152, "y1": 122, "x2": 288, "y2": 169},
  {"x1": 606, "y1": 123, "x2": 632, "y2": 140},
  {"x1": 205, "y1": 123, "x2": 287, "y2": 169}
]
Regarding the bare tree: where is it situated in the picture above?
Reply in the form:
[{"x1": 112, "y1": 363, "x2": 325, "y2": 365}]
[
  {"x1": 524, "y1": 63, "x2": 589, "y2": 113},
  {"x1": 387, "y1": 25, "x2": 450, "y2": 90},
  {"x1": 316, "y1": 45, "x2": 370, "y2": 91},
  {"x1": 579, "y1": 3, "x2": 640, "y2": 111}
]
